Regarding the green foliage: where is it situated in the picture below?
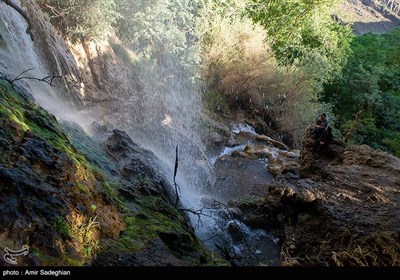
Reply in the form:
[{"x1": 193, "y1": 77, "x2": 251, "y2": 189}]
[
  {"x1": 202, "y1": 89, "x2": 230, "y2": 117},
  {"x1": 37, "y1": 0, "x2": 120, "y2": 40},
  {"x1": 322, "y1": 28, "x2": 400, "y2": 156},
  {"x1": 54, "y1": 216, "x2": 71, "y2": 238},
  {"x1": 197, "y1": 0, "x2": 334, "y2": 145},
  {"x1": 246, "y1": 0, "x2": 353, "y2": 80},
  {"x1": 115, "y1": 0, "x2": 200, "y2": 73}
]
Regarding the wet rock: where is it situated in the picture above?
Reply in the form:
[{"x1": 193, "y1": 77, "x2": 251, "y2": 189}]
[
  {"x1": 244, "y1": 144, "x2": 269, "y2": 158},
  {"x1": 227, "y1": 138, "x2": 239, "y2": 148},
  {"x1": 88, "y1": 121, "x2": 110, "y2": 139},
  {"x1": 212, "y1": 156, "x2": 272, "y2": 202},
  {"x1": 94, "y1": 238, "x2": 188, "y2": 266},
  {"x1": 231, "y1": 150, "x2": 250, "y2": 158},
  {"x1": 267, "y1": 157, "x2": 300, "y2": 177},
  {"x1": 256, "y1": 135, "x2": 289, "y2": 150},
  {"x1": 278, "y1": 149, "x2": 300, "y2": 159},
  {"x1": 226, "y1": 221, "x2": 244, "y2": 242},
  {"x1": 209, "y1": 131, "x2": 223, "y2": 144}
]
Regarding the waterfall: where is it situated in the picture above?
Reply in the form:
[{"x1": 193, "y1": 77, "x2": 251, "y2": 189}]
[
  {"x1": 0, "y1": 0, "x2": 213, "y2": 214},
  {"x1": 80, "y1": 1, "x2": 215, "y2": 216},
  {"x1": 0, "y1": 1, "x2": 282, "y2": 265},
  {"x1": 0, "y1": 1, "x2": 78, "y2": 122}
]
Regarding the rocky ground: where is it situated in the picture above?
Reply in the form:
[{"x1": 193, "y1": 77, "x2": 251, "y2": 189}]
[{"x1": 230, "y1": 129, "x2": 400, "y2": 266}]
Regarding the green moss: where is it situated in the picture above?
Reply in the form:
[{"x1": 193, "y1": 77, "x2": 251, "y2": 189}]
[
  {"x1": 77, "y1": 183, "x2": 91, "y2": 195},
  {"x1": 30, "y1": 247, "x2": 84, "y2": 266},
  {"x1": 102, "y1": 180, "x2": 128, "y2": 212},
  {"x1": 53, "y1": 216, "x2": 71, "y2": 238},
  {"x1": 114, "y1": 191, "x2": 208, "y2": 264}
]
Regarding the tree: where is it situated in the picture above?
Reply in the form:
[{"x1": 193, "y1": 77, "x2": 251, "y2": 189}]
[
  {"x1": 246, "y1": 0, "x2": 352, "y2": 81},
  {"x1": 37, "y1": 0, "x2": 120, "y2": 41},
  {"x1": 322, "y1": 28, "x2": 400, "y2": 156}
]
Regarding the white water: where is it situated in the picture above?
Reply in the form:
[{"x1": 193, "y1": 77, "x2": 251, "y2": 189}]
[{"x1": 0, "y1": 1, "x2": 78, "y2": 123}]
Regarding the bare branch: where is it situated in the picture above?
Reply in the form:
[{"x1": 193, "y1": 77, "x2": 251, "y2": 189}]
[
  {"x1": 10, "y1": 68, "x2": 35, "y2": 83},
  {"x1": 8, "y1": 69, "x2": 67, "y2": 87},
  {"x1": 173, "y1": 144, "x2": 180, "y2": 206},
  {"x1": 179, "y1": 206, "x2": 210, "y2": 229}
]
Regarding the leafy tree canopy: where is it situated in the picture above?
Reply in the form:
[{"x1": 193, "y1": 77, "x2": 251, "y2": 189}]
[
  {"x1": 246, "y1": 0, "x2": 353, "y2": 80},
  {"x1": 322, "y1": 28, "x2": 400, "y2": 156},
  {"x1": 37, "y1": 0, "x2": 120, "y2": 41}
]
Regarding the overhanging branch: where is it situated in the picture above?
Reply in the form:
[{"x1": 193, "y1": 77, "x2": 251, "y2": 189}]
[{"x1": 7, "y1": 68, "x2": 66, "y2": 87}]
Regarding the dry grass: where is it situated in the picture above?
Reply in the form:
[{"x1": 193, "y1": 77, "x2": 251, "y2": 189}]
[
  {"x1": 66, "y1": 211, "x2": 101, "y2": 259},
  {"x1": 281, "y1": 230, "x2": 400, "y2": 266}
]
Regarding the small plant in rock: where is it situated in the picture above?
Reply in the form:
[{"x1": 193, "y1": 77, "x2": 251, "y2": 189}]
[{"x1": 54, "y1": 216, "x2": 71, "y2": 239}]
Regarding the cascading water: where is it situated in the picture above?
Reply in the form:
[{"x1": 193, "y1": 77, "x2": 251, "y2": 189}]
[
  {"x1": 0, "y1": 1, "x2": 78, "y2": 122},
  {"x1": 0, "y1": 0, "x2": 281, "y2": 266}
]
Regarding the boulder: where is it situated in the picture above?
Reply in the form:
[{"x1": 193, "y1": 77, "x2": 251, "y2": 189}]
[{"x1": 300, "y1": 128, "x2": 346, "y2": 179}]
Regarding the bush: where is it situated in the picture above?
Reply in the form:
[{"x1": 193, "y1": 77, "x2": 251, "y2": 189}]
[
  {"x1": 115, "y1": 0, "x2": 200, "y2": 73},
  {"x1": 322, "y1": 29, "x2": 400, "y2": 155},
  {"x1": 198, "y1": 2, "x2": 321, "y2": 145}
]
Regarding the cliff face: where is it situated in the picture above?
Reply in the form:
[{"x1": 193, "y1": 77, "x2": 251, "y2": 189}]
[
  {"x1": 0, "y1": 0, "x2": 81, "y2": 107},
  {"x1": 335, "y1": 0, "x2": 400, "y2": 35}
]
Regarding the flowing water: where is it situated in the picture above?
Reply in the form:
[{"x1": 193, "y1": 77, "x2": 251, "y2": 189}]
[
  {"x1": 192, "y1": 123, "x2": 281, "y2": 266},
  {"x1": 0, "y1": 2, "x2": 78, "y2": 121},
  {"x1": 0, "y1": 1, "x2": 281, "y2": 265}
]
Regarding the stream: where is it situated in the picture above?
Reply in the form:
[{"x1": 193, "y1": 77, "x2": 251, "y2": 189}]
[{"x1": 189, "y1": 123, "x2": 285, "y2": 266}]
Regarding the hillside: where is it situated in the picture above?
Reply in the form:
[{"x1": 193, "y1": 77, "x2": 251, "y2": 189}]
[{"x1": 336, "y1": 0, "x2": 400, "y2": 35}]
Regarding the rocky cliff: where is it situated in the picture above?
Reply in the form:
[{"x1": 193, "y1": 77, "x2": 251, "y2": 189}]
[{"x1": 335, "y1": 0, "x2": 400, "y2": 35}]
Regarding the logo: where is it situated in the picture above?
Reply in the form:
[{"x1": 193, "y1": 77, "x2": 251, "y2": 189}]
[{"x1": 4, "y1": 245, "x2": 29, "y2": 265}]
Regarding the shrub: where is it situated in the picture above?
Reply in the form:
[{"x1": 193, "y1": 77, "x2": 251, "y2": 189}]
[{"x1": 197, "y1": 2, "x2": 320, "y2": 145}]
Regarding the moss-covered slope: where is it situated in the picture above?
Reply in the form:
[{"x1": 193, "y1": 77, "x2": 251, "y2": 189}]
[{"x1": 0, "y1": 79, "x2": 213, "y2": 266}]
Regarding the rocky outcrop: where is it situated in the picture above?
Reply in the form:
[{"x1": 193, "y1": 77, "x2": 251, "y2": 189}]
[
  {"x1": 235, "y1": 129, "x2": 400, "y2": 266},
  {"x1": 0, "y1": 80, "x2": 123, "y2": 265},
  {"x1": 300, "y1": 128, "x2": 346, "y2": 180}
]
